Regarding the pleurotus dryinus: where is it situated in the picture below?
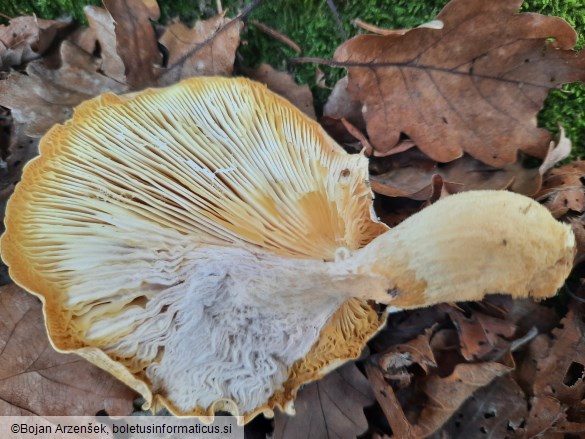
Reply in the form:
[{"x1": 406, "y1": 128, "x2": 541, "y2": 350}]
[{"x1": 1, "y1": 77, "x2": 575, "y2": 423}]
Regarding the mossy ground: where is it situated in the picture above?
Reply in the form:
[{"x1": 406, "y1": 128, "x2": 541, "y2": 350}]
[{"x1": 2, "y1": 0, "x2": 585, "y2": 157}]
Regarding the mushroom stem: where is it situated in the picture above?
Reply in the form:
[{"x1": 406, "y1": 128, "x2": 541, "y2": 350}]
[{"x1": 346, "y1": 190, "x2": 575, "y2": 308}]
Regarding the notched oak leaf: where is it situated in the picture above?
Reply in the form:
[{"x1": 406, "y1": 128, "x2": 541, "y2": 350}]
[
  {"x1": 334, "y1": 0, "x2": 585, "y2": 167},
  {"x1": 244, "y1": 64, "x2": 316, "y2": 119},
  {"x1": 0, "y1": 284, "x2": 136, "y2": 415},
  {"x1": 273, "y1": 362, "x2": 374, "y2": 439},
  {"x1": 159, "y1": 13, "x2": 242, "y2": 85},
  {"x1": 0, "y1": 16, "x2": 70, "y2": 69}
]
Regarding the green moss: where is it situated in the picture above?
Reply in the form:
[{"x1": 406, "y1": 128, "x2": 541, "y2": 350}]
[
  {"x1": 0, "y1": 0, "x2": 99, "y2": 21},
  {"x1": 1, "y1": 0, "x2": 585, "y2": 155}
]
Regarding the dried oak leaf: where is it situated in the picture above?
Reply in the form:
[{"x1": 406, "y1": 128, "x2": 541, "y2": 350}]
[
  {"x1": 446, "y1": 308, "x2": 516, "y2": 361},
  {"x1": 0, "y1": 284, "x2": 136, "y2": 415},
  {"x1": 431, "y1": 375, "x2": 528, "y2": 439},
  {"x1": 102, "y1": 0, "x2": 162, "y2": 90},
  {"x1": 0, "y1": 123, "x2": 39, "y2": 217},
  {"x1": 370, "y1": 152, "x2": 543, "y2": 200},
  {"x1": 0, "y1": 16, "x2": 70, "y2": 69},
  {"x1": 378, "y1": 328, "x2": 437, "y2": 388},
  {"x1": 533, "y1": 309, "x2": 585, "y2": 404},
  {"x1": 84, "y1": 6, "x2": 126, "y2": 82},
  {"x1": 273, "y1": 362, "x2": 374, "y2": 439},
  {"x1": 366, "y1": 361, "x2": 414, "y2": 438},
  {"x1": 513, "y1": 309, "x2": 585, "y2": 436},
  {"x1": 414, "y1": 361, "x2": 513, "y2": 437},
  {"x1": 323, "y1": 76, "x2": 365, "y2": 131},
  {"x1": 159, "y1": 13, "x2": 242, "y2": 85},
  {"x1": 244, "y1": 64, "x2": 316, "y2": 119},
  {"x1": 0, "y1": 41, "x2": 127, "y2": 137},
  {"x1": 334, "y1": 0, "x2": 585, "y2": 166},
  {"x1": 536, "y1": 160, "x2": 585, "y2": 218}
]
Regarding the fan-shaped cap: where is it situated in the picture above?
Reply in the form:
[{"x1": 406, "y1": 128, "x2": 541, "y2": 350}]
[{"x1": 1, "y1": 77, "x2": 389, "y2": 422}]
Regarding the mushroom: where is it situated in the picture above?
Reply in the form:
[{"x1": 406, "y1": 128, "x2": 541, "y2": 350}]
[{"x1": 1, "y1": 77, "x2": 575, "y2": 423}]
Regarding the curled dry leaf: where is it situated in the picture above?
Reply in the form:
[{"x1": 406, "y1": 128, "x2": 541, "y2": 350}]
[
  {"x1": 539, "y1": 125, "x2": 572, "y2": 175},
  {"x1": 273, "y1": 363, "x2": 375, "y2": 439},
  {"x1": 334, "y1": 0, "x2": 585, "y2": 166},
  {"x1": 0, "y1": 284, "x2": 136, "y2": 415},
  {"x1": 244, "y1": 64, "x2": 316, "y2": 119},
  {"x1": 378, "y1": 328, "x2": 437, "y2": 388},
  {"x1": 102, "y1": 0, "x2": 162, "y2": 90},
  {"x1": 0, "y1": 16, "x2": 70, "y2": 69},
  {"x1": 370, "y1": 151, "x2": 544, "y2": 201},
  {"x1": 0, "y1": 41, "x2": 127, "y2": 137},
  {"x1": 323, "y1": 76, "x2": 365, "y2": 131},
  {"x1": 158, "y1": 13, "x2": 242, "y2": 85},
  {"x1": 537, "y1": 161, "x2": 585, "y2": 218},
  {"x1": 446, "y1": 308, "x2": 516, "y2": 361},
  {"x1": 84, "y1": 6, "x2": 126, "y2": 82}
]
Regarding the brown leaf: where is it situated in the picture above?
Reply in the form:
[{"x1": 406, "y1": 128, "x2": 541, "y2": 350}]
[
  {"x1": 66, "y1": 26, "x2": 98, "y2": 55},
  {"x1": 371, "y1": 306, "x2": 450, "y2": 352},
  {"x1": 158, "y1": 14, "x2": 242, "y2": 86},
  {"x1": 0, "y1": 123, "x2": 39, "y2": 213},
  {"x1": 244, "y1": 64, "x2": 316, "y2": 119},
  {"x1": 415, "y1": 361, "x2": 513, "y2": 437},
  {"x1": 103, "y1": 0, "x2": 162, "y2": 90},
  {"x1": 0, "y1": 284, "x2": 136, "y2": 415},
  {"x1": 525, "y1": 395, "x2": 564, "y2": 437},
  {"x1": 536, "y1": 160, "x2": 585, "y2": 218},
  {"x1": 431, "y1": 376, "x2": 528, "y2": 439},
  {"x1": 532, "y1": 309, "x2": 585, "y2": 404},
  {"x1": 365, "y1": 361, "x2": 415, "y2": 439},
  {"x1": 370, "y1": 151, "x2": 543, "y2": 200},
  {"x1": 378, "y1": 328, "x2": 437, "y2": 388},
  {"x1": 273, "y1": 362, "x2": 374, "y2": 439},
  {"x1": 334, "y1": 0, "x2": 585, "y2": 166},
  {"x1": 0, "y1": 16, "x2": 70, "y2": 69},
  {"x1": 323, "y1": 76, "x2": 365, "y2": 131},
  {"x1": 511, "y1": 309, "x2": 585, "y2": 437},
  {"x1": 0, "y1": 41, "x2": 127, "y2": 137},
  {"x1": 84, "y1": 6, "x2": 126, "y2": 83},
  {"x1": 447, "y1": 308, "x2": 516, "y2": 361}
]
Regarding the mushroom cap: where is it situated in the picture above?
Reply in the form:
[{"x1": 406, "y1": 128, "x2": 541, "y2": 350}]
[{"x1": 1, "y1": 77, "x2": 388, "y2": 422}]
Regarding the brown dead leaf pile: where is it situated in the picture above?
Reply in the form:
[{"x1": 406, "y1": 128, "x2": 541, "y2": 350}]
[
  {"x1": 1, "y1": 0, "x2": 585, "y2": 437},
  {"x1": 323, "y1": 0, "x2": 583, "y2": 217}
]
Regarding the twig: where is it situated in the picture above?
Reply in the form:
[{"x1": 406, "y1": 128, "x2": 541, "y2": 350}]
[
  {"x1": 0, "y1": 11, "x2": 13, "y2": 20},
  {"x1": 326, "y1": 0, "x2": 347, "y2": 40},
  {"x1": 163, "y1": 0, "x2": 263, "y2": 74},
  {"x1": 354, "y1": 18, "x2": 409, "y2": 36},
  {"x1": 216, "y1": 0, "x2": 223, "y2": 15},
  {"x1": 251, "y1": 20, "x2": 301, "y2": 53}
]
